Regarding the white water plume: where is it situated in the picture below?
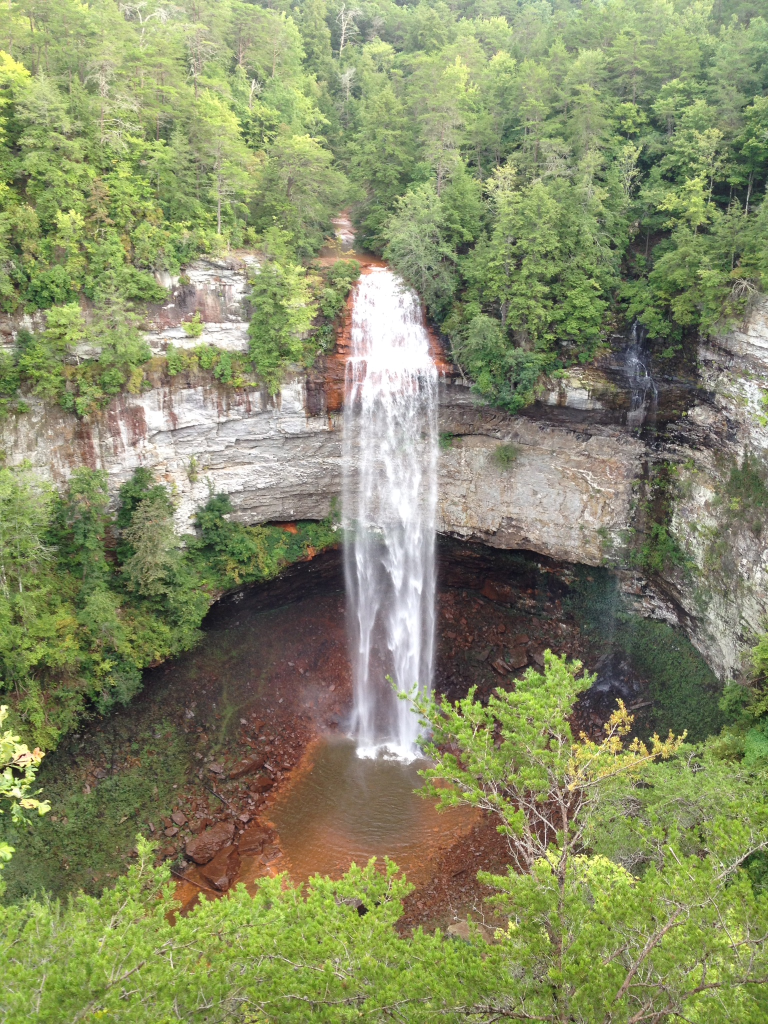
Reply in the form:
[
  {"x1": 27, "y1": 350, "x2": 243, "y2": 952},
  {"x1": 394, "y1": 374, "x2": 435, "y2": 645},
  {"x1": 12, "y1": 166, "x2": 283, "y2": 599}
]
[{"x1": 342, "y1": 267, "x2": 438, "y2": 761}]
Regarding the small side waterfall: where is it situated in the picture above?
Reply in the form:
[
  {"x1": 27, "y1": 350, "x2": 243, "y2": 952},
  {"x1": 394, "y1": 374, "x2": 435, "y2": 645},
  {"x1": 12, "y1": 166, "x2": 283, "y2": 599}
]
[
  {"x1": 342, "y1": 267, "x2": 438, "y2": 760},
  {"x1": 625, "y1": 322, "x2": 658, "y2": 429}
]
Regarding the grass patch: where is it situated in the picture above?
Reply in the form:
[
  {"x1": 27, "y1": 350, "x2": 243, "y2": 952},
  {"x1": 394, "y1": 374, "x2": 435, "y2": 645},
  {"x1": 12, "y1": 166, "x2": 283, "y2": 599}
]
[{"x1": 492, "y1": 442, "x2": 519, "y2": 469}]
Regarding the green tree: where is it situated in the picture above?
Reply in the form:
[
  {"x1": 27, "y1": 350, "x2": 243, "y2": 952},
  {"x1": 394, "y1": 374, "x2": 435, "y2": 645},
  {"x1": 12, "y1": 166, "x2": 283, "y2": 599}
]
[
  {"x1": 121, "y1": 490, "x2": 179, "y2": 599},
  {"x1": 0, "y1": 464, "x2": 51, "y2": 598},
  {"x1": 191, "y1": 91, "x2": 261, "y2": 234},
  {"x1": 51, "y1": 468, "x2": 110, "y2": 596},
  {"x1": 248, "y1": 247, "x2": 317, "y2": 393},
  {"x1": 254, "y1": 132, "x2": 349, "y2": 253},
  {"x1": 349, "y1": 83, "x2": 415, "y2": 249},
  {"x1": 414, "y1": 654, "x2": 768, "y2": 1023},
  {"x1": 383, "y1": 181, "x2": 457, "y2": 317}
]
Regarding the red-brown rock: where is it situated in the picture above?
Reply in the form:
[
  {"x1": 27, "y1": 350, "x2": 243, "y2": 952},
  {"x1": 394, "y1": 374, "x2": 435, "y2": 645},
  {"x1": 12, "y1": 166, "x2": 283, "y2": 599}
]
[
  {"x1": 481, "y1": 580, "x2": 514, "y2": 605},
  {"x1": 189, "y1": 816, "x2": 214, "y2": 835},
  {"x1": 199, "y1": 845, "x2": 240, "y2": 891},
  {"x1": 530, "y1": 648, "x2": 546, "y2": 668},
  {"x1": 507, "y1": 647, "x2": 528, "y2": 670},
  {"x1": 239, "y1": 822, "x2": 269, "y2": 855},
  {"x1": 250, "y1": 774, "x2": 274, "y2": 793},
  {"x1": 185, "y1": 820, "x2": 235, "y2": 864},
  {"x1": 229, "y1": 754, "x2": 266, "y2": 780}
]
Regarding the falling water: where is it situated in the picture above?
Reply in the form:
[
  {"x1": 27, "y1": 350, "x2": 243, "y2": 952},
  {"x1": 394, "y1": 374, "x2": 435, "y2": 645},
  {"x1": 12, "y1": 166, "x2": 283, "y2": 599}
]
[
  {"x1": 342, "y1": 267, "x2": 438, "y2": 760},
  {"x1": 625, "y1": 322, "x2": 658, "y2": 429}
]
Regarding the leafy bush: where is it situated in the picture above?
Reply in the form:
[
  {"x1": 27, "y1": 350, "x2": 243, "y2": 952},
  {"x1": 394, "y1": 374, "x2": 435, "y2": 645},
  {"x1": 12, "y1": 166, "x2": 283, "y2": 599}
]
[
  {"x1": 316, "y1": 259, "x2": 361, "y2": 320},
  {"x1": 165, "y1": 343, "x2": 251, "y2": 389},
  {"x1": 0, "y1": 468, "x2": 337, "y2": 749},
  {"x1": 248, "y1": 251, "x2": 359, "y2": 393},
  {"x1": 181, "y1": 311, "x2": 205, "y2": 338},
  {"x1": 2, "y1": 660, "x2": 767, "y2": 1023}
]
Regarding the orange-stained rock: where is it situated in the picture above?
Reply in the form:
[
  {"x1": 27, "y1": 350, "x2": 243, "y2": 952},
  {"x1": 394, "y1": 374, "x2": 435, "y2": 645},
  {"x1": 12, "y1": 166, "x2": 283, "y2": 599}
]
[
  {"x1": 185, "y1": 820, "x2": 235, "y2": 864},
  {"x1": 320, "y1": 261, "x2": 453, "y2": 415},
  {"x1": 272, "y1": 522, "x2": 298, "y2": 534},
  {"x1": 239, "y1": 822, "x2": 269, "y2": 855},
  {"x1": 199, "y1": 844, "x2": 240, "y2": 891},
  {"x1": 229, "y1": 754, "x2": 267, "y2": 780}
]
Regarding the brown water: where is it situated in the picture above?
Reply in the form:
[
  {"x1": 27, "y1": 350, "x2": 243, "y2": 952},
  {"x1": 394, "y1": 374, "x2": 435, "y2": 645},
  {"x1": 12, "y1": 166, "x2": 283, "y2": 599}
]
[{"x1": 269, "y1": 735, "x2": 478, "y2": 885}]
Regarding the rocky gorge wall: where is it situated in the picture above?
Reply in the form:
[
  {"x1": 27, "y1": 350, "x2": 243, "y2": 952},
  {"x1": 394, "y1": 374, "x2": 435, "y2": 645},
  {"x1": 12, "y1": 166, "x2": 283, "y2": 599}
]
[{"x1": 1, "y1": 257, "x2": 766, "y2": 684}]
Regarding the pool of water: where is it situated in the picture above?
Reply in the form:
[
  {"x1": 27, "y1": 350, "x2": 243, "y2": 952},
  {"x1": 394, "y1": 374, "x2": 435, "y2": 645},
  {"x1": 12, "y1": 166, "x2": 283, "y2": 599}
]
[{"x1": 268, "y1": 735, "x2": 479, "y2": 885}]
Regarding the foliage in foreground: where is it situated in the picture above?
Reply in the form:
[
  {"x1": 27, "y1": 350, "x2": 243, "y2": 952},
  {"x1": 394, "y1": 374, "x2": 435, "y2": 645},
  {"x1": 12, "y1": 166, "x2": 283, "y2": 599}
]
[
  {"x1": 1, "y1": 656, "x2": 766, "y2": 1022},
  {"x1": 414, "y1": 653, "x2": 768, "y2": 1023},
  {"x1": 0, "y1": 705, "x2": 48, "y2": 870},
  {"x1": 0, "y1": 464, "x2": 336, "y2": 749}
]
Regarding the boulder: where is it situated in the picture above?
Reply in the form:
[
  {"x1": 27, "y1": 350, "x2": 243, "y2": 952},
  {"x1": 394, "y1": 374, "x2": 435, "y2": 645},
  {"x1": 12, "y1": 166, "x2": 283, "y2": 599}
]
[
  {"x1": 199, "y1": 845, "x2": 240, "y2": 891},
  {"x1": 185, "y1": 820, "x2": 235, "y2": 864},
  {"x1": 239, "y1": 822, "x2": 269, "y2": 855},
  {"x1": 507, "y1": 647, "x2": 528, "y2": 670},
  {"x1": 250, "y1": 774, "x2": 275, "y2": 793},
  {"x1": 229, "y1": 754, "x2": 266, "y2": 780},
  {"x1": 529, "y1": 647, "x2": 546, "y2": 668},
  {"x1": 189, "y1": 816, "x2": 214, "y2": 835},
  {"x1": 481, "y1": 580, "x2": 514, "y2": 605}
]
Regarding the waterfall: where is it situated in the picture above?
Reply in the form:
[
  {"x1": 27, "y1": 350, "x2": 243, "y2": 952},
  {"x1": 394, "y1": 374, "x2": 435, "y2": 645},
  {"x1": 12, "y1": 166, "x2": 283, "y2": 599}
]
[
  {"x1": 342, "y1": 267, "x2": 438, "y2": 760},
  {"x1": 625, "y1": 322, "x2": 658, "y2": 429}
]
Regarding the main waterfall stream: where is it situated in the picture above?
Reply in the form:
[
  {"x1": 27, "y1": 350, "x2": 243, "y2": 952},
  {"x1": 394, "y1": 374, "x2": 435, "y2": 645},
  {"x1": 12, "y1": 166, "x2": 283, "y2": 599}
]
[
  {"x1": 342, "y1": 266, "x2": 438, "y2": 759},
  {"x1": 268, "y1": 264, "x2": 479, "y2": 890}
]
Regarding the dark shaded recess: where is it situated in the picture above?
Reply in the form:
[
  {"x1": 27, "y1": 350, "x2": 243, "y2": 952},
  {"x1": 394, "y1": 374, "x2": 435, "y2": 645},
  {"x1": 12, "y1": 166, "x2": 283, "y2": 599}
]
[
  {"x1": 203, "y1": 535, "x2": 720, "y2": 741},
  {"x1": 204, "y1": 545, "x2": 344, "y2": 629},
  {"x1": 565, "y1": 567, "x2": 723, "y2": 742},
  {"x1": 205, "y1": 536, "x2": 571, "y2": 633},
  {"x1": 437, "y1": 535, "x2": 571, "y2": 606}
]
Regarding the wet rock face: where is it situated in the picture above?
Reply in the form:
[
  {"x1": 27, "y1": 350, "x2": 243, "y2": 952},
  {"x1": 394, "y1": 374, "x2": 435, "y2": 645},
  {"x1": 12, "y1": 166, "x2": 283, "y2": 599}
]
[{"x1": 650, "y1": 326, "x2": 768, "y2": 682}]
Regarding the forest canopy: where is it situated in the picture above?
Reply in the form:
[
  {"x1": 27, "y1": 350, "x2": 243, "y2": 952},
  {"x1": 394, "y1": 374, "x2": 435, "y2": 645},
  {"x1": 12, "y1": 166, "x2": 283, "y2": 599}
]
[{"x1": 0, "y1": 0, "x2": 764, "y2": 409}]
